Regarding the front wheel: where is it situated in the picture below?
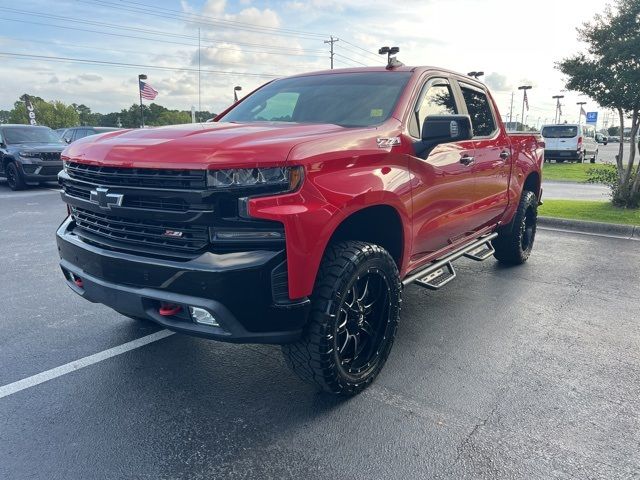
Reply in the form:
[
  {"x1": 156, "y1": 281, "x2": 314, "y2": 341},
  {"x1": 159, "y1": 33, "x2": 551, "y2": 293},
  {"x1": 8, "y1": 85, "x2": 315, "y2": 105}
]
[
  {"x1": 282, "y1": 241, "x2": 401, "y2": 395},
  {"x1": 492, "y1": 190, "x2": 538, "y2": 265},
  {"x1": 6, "y1": 162, "x2": 27, "y2": 191}
]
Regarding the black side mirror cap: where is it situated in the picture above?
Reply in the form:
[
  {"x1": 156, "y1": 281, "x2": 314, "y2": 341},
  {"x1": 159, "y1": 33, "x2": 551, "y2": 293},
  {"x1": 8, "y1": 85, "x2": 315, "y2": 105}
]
[{"x1": 420, "y1": 115, "x2": 473, "y2": 149}]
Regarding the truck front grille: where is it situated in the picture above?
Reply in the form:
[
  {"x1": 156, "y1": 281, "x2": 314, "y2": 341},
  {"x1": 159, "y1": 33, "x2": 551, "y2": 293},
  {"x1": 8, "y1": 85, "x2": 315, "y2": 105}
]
[
  {"x1": 71, "y1": 207, "x2": 209, "y2": 253},
  {"x1": 66, "y1": 162, "x2": 207, "y2": 189}
]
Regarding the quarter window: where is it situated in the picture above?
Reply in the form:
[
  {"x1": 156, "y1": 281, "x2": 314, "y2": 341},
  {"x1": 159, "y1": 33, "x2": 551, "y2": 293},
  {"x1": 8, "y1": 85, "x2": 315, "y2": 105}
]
[{"x1": 460, "y1": 86, "x2": 496, "y2": 137}]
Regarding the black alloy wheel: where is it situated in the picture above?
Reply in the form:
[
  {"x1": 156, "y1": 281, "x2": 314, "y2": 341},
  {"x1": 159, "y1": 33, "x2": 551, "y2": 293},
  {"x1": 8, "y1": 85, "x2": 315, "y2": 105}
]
[{"x1": 335, "y1": 268, "x2": 391, "y2": 376}]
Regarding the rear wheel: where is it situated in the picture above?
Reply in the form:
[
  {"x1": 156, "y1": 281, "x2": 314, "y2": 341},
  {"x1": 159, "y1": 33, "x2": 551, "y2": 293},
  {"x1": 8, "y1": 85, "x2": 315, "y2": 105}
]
[
  {"x1": 492, "y1": 190, "x2": 538, "y2": 265},
  {"x1": 591, "y1": 150, "x2": 598, "y2": 163},
  {"x1": 282, "y1": 241, "x2": 401, "y2": 395},
  {"x1": 6, "y1": 162, "x2": 26, "y2": 191}
]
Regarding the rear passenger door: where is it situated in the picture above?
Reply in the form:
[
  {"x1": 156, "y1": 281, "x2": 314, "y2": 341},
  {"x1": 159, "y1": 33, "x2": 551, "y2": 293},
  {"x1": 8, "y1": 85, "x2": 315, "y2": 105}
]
[{"x1": 456, "y1": 81, "x2": 511, "y2": 228}]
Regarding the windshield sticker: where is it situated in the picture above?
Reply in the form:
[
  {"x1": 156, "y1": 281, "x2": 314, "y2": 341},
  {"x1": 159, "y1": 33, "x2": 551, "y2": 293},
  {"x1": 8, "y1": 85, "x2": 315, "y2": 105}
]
[{"x1": 370, "y1": 109, "x2": 384, "y2": 117}]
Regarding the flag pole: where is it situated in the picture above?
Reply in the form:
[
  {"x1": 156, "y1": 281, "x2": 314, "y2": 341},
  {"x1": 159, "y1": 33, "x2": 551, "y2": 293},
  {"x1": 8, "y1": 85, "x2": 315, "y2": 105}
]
[{"x1": 138, "y1": 73, "x2": 147, "y2": 128}]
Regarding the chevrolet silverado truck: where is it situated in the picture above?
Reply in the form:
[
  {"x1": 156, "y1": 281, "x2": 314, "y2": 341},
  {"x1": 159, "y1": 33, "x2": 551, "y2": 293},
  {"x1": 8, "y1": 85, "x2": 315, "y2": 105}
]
[
  {"x1": 56, "y1": 65, "x2": 543, "y2": 395},
  {"x1": 0, "y1": 124, "x2": 65, "y2": 190}
]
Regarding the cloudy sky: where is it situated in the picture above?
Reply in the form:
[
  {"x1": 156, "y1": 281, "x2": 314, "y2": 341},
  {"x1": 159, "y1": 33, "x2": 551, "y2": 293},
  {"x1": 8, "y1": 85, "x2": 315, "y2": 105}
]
[{"x1": 0, "y1": 0, "x2": 616, "y2": 127}]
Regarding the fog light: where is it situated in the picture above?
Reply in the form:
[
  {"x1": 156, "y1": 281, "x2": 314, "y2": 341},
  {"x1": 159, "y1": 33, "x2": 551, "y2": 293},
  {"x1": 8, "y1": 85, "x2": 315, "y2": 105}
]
[{"x1": 189, "y1": 306, "x2": 219, "y2": 327}]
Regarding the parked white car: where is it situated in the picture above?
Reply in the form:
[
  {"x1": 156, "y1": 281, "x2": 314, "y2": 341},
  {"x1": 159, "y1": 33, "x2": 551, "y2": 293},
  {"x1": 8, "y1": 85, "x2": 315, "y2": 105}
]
[{"x1": 541, "y1": 124, "x2": 599, "y2": 163}]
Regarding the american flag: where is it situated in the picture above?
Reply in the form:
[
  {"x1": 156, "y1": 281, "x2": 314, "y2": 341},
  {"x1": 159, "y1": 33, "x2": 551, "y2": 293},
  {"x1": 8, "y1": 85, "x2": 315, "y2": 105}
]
[
  {"x1": 139, "y1": 80, "x2": 158, "y2": 100},
  {"x1": 523, "y1": 90, "x2": 529, "y2": 111}
]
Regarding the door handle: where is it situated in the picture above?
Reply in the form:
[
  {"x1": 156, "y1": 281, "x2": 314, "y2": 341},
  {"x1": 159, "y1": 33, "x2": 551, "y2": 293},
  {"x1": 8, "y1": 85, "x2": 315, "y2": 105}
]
[
  {"x1": 499, "y1": 150, "x2": 510, "y2": 160},
  {"x1": 460, "y1": 155, "x2": 475, "y2": 166}
]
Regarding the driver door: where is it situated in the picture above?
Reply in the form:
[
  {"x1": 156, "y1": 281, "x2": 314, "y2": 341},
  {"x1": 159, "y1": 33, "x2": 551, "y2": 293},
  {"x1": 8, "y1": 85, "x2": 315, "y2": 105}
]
[{"x1": 407, "y1": 77, "x2": 477, "y2": 263}]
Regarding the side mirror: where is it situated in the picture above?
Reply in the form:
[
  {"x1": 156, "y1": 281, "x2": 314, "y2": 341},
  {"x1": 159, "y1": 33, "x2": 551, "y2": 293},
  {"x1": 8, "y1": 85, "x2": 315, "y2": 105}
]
[{"x1": 421, "y1": 115, "x2": 473, "y2": 148}]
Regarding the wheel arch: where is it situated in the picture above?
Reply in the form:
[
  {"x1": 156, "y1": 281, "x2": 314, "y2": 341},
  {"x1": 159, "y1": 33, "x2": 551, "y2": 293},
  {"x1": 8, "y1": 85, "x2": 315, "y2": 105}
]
[
  {"x1": 523, "y1": 170, "x2": 541, "y2": 197},
  {"x1": 326, "y1": 204, "x2": 405, "y2": 269}
]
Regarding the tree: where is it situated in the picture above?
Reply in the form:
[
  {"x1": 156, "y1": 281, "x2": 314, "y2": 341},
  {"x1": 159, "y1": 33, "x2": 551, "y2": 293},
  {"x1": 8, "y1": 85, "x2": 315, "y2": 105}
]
[
  {"x1": 556, "y1": 0, "x2": 640, "y2": 207},
  {"x1": 608, "y1": 126, "x2": 620, "y2": 136},
  {"x1": 8, "y1": 94, "x2": 80, "y2": 129}
]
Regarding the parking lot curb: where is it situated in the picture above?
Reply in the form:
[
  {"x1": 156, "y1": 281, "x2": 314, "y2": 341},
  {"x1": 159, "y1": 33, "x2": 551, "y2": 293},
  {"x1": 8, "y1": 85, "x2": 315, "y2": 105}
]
[{"x1": 538, "y1": 216, "x2": 640, "y2": 240}]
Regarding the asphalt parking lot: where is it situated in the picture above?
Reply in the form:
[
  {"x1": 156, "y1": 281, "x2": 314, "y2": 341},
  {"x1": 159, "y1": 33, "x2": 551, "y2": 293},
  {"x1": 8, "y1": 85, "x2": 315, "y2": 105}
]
[{"x1": 1, "y1": 183, "x2": 639, "y2": 480}]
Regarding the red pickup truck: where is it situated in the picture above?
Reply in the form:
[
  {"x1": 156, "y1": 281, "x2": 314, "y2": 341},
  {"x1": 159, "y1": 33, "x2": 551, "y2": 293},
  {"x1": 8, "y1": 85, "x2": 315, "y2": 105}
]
[{"x1": 56, "y1": 65, "x2": 543, "y2": 395}]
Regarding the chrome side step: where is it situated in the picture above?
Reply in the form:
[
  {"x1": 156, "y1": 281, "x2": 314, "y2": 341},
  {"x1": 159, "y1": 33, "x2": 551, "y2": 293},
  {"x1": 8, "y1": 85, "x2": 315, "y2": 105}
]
[
  {"x1": 463, "y1": 241, "x2": 495, "y2": 261},
  {"x1": 414, "y1": 262, "x2": 456, "y2": 290},
  {"x1": 403, "y1": 233, "x2": 498, "y2": 288}
]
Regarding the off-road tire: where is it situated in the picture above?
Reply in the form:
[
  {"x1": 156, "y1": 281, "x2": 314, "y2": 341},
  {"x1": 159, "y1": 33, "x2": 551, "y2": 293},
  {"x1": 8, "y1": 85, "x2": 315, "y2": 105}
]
[
  {"x1": 6, "y1": 162, "x2": 26, "y2": 191},
  {"x1": 492, "y1": 190, "x2": 538, "y2": 265},
  {"x1": 282, "y1": 241, "x2": 401, "y2": 395}
]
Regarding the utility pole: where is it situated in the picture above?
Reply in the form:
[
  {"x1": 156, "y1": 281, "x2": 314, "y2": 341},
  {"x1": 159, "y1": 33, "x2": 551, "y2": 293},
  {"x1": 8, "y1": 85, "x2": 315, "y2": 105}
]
[
  {"x1": 577, "y1": 101, "x2": 586, "y2": 125},
  {"x1": 518, "y1": 85, "x2": 532, "y2": 131},
  {"x1": 324, "y1": 36, "x2": 338, "y2": 69},
  {"x1": 198, "y1": 28, "x2": 201, "y2": 123},
  {"x1": 508, "y1": 92, "x2": 514, "y2": 130},
  {"x1": 552, "y1": 95, "x2": 564, "y2": 124}
]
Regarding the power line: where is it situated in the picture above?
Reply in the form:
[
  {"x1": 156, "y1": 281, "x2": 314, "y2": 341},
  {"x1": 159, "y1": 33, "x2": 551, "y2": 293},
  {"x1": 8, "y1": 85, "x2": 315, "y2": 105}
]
[
  {"x1": 0, "y1": 8, "x2": 327, "y2": 55},
  {"x1": 0, "y1": 52, "x2": 281, "y2": 78},
  {"x1": 339, "y1": 39, "x2": 383, "y2": 62},
  {"x1": 337, "y1": 43, "x2": 385, "y2": 65},
  {"x1": 78, "y1": 0, "x2": 328, "y2": 39},
  {"x1": 334, "y1": 53, "x2": 369, "y2": 67},
  {"x1": 0, "y1": 35, "x2": 322, "y2": 69},
  {"x1": 0, "y1": 18, "x2": 328, "y2": 58}
]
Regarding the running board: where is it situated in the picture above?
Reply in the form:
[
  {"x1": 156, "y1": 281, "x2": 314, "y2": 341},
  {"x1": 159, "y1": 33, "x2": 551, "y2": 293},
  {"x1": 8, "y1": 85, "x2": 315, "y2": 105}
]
[
  {"x1": 414, "y1": 262, "x2": 456, "y2": 290},
  {"x1": 463, "y1": 241, "x2": 495, "y2": 261},
  {"x1": 403, "y1": 233, "x2": 498, "y2": 288}
]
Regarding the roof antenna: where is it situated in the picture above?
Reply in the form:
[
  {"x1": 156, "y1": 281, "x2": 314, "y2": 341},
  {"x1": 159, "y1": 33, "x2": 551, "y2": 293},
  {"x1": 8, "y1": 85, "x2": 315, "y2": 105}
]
[{"x1": 379, "y1": 46, "x2": 403, "y2": 69}]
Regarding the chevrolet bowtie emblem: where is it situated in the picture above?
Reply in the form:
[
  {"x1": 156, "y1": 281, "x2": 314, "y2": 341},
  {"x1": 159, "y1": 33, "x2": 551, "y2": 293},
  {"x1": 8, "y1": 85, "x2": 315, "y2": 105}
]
[{"x1": 89, "y1": 187, "x2": 124, "y2": 209}]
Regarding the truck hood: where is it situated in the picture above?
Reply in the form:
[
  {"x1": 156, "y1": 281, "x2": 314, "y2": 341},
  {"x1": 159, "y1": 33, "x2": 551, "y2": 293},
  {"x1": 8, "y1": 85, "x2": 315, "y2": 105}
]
[{"x1": 63, "y1": 122, "x2": 350, "y2": 169}]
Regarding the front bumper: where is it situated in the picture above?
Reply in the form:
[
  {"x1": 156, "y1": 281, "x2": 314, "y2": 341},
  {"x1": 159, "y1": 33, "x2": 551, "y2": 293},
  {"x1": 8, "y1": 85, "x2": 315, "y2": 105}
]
[
  {"x1": 19, "y1": 159, "x2": 62, "y2": 183},
  {"x1": 56, "y1": 217, "x2": 310, "y2": 344}
]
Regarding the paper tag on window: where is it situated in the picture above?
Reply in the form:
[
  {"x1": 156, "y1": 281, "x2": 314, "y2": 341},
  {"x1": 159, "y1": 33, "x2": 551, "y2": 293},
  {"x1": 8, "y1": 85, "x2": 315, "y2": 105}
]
[{"x1": 370, "y1": 109, "x2": 383, "y2": 117}]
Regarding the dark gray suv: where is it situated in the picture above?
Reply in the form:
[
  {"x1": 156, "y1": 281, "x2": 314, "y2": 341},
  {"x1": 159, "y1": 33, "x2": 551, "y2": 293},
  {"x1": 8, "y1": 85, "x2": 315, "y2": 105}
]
[{"x1": 0, "y1": 125, "x2": 66, "y2": 190}]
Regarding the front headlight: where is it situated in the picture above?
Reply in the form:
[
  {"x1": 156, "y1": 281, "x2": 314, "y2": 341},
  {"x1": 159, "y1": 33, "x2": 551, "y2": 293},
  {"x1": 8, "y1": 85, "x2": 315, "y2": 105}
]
[
  {"x1": 62, "y1": 160, "x2": 69, "y2": 172},
  {"x1": 206, "y1": 166, "x2": 303, "y2": 192}
]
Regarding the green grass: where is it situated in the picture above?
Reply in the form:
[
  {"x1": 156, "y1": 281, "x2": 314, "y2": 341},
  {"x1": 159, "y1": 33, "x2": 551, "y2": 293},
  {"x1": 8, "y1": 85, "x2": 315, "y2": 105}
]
[
  {"x1": 542, "y1": 163, "x2": 612, "y2": 183},
  {"x1": 539, "y1": 200, "x2": 640, "y2": 225}
]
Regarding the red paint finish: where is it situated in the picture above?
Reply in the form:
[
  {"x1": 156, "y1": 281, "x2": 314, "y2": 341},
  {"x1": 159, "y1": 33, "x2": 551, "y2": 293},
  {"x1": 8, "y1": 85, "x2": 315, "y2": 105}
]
[{"x1": 62, "y1": 66, "x2": 542, "y2": 301}]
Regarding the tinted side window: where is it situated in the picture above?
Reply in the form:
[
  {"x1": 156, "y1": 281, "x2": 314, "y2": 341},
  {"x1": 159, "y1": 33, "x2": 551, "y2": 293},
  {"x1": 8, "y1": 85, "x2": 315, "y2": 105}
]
[
  {"x1": 74, "y1": 129, "x2": 90, "y2": 141},
  {"x1": 461, "y1": 86, "x2": 496, "y2": 137},
  {"x1": 410, "y1": 81, "x2": 458, "y2": 137}
]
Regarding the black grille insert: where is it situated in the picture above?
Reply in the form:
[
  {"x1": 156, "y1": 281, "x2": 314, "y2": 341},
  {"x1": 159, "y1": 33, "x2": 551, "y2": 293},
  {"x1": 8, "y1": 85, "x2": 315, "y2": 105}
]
[
  {"x1": 71, "y1": 207, "x2": 209, "y2": 253},
  {"x1": 66, "y1": 162, "x2": 207, "y2": 189}
]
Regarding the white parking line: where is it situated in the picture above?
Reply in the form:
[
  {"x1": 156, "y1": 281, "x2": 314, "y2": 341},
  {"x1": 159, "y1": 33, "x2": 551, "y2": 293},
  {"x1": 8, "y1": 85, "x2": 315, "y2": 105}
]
[{"x1": 0, "y1": 330, "x2": 175, "y2": 400}]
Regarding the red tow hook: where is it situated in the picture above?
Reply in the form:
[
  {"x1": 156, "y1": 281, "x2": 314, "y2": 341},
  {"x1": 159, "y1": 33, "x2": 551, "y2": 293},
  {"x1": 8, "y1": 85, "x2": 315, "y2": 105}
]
[
  {"x1": 158, "y1": 303, "x2": 182, "y2": 316},
  {"x1": 74, "y1": 278, "x2": 84, "y2": 288}
]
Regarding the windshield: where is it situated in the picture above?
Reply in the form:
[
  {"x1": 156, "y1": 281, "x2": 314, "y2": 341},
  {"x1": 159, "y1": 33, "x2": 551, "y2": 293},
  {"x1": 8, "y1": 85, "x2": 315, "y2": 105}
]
[
  {"x1": 542, "y1": 125, "x2": 578, "y2": 138},
  {"x1": 2, "y1": 126, "x2": 64, "y2": 145},
  {"x1": 219, "y1": 72, "x2": 412, "y2": 128}
]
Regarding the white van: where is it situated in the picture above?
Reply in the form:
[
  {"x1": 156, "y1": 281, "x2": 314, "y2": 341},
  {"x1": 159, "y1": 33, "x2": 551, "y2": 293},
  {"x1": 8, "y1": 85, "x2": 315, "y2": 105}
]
[{"x1": 541, "y1": 124, "x2": 599, "y2": 163}]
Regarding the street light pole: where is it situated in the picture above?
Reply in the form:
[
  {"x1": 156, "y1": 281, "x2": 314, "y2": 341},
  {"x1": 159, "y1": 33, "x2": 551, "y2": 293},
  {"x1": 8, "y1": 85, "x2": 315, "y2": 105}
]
[
  {"x1": 552, "y1": 95, "x2": 564, "y2": 124},
  {"x1": 518, "y1": 85, "x2": 532, "y2": 131},
  {"x1": 138, "y1": 74, "x2": 147, "y2": 128}
]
